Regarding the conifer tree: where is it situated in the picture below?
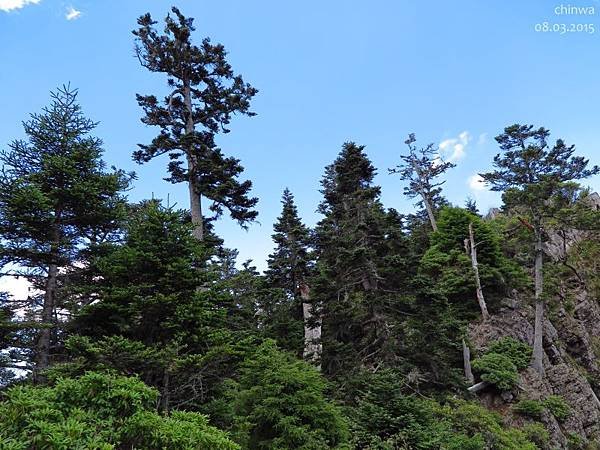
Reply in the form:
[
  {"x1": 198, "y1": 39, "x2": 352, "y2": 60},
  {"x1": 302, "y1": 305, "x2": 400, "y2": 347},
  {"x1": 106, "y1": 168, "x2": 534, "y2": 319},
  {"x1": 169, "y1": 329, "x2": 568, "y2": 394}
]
[
  {"x1": 0, "y1": 86, "x2": 132, "y2": 380},
  {"x1": 74, "y1": 200, "x2": 215, "y2": 346},
  {"x1": 315, "y1": 142, "x2": 410, "y2": 374},
  {"x1": 480, "y1": 124, "x2": 599, "y2": 376},
  {"x1": 72, "y1": 200, "x2": 230, "y2": 410},
  {"x1": 389, "y1": 133, "x2": 455, "y2": 231},
  {"x1": 265, "y1": 189, "x2": 312, "y2": 297},
  {"x1": 264, "y1": 189, "x2": 312, "y2": 353},
  {"x1": 133, "y1": 7, "x2": 258, "y2": 240}
]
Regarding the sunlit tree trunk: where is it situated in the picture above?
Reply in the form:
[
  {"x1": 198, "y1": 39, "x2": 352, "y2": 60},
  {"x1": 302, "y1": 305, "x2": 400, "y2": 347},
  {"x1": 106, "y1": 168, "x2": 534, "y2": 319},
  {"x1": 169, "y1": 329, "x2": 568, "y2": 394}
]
[
  {"x1": 468, "y1": 222, "x2": 490, "y2": 320},
  {"x1": 462, "y1": 339, "x2": 474, "y2": 384},
  {"x1": 300, "y1": 284, "x2": 321, "y2": 370},
  {"x1": 183, "y1": 82, "x2": 204, "y2": 241}
]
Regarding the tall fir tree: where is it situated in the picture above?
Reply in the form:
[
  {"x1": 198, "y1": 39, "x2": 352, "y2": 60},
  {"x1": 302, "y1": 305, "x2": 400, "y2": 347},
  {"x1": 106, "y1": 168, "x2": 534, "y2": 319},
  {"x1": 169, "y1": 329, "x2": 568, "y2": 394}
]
[
  {"x1": 0, "y1": 86, "x2": 132, "y2": 380},
  {"x1": 314, "y1": 143, "x2": 411, "y2": 375},
  {"x1": 133, "y1": 7, "x2": 258, "y2": 240},
  {"x1": 263, "y1": 188, "x2": 312, "y2": 353},
  {"x1": 480, "y1": 124, "x2": 599, "y2": 376}
]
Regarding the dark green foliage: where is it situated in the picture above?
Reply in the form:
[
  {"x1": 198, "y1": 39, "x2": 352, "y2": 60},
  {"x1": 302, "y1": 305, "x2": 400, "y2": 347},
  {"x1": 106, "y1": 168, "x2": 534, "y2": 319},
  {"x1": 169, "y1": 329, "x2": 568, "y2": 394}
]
[
  {"x1": 69, "y1": 202, "x2": 261, "y2": 411},
  {"x1": 472, "y1": 353, "x2": 518, "y2": 390},
  {"x1": 224, "y1": 340, "x2": 349, "y2": 449},
  {"x1": 513, "y1": 399, "x2": 545, "y2": 419},
  {"x1": 567, "y1": 432, "x2": 585, "y2": 449},
  {"x1": 471, "y1": 337, "x2": 531, "y2": 389},
  {"x1": 0, "y1": 85, "x2": 132, "y2": 376},
  {"x1": 543, "y1": 395, "x2": 571, "y2": 422},
  {"x1": 348, "y1": 369, "x2": 537, "y2": 449},
  {"x1": 410, "y1": 209, "x2": 527, "y2": 390},
  {"x1": 74, "y1": 200, "x2": 219, "y2": 347},
  {"x1": 263, "y1": 188, "x2": 312, "y2": 353},
  {"x1": 481, "y1": 125, "x2": 599, "y2": 211},
  {"x1": 402, "y1": 288, "x2": 467, "y2": 391},
  {"x1": 0, "y1": 371, "x2": 238, "y2": 449},
  {"x1": 266, "y1": 189, "x2": 313, "y2": 294},
  {"x1": 420, "y1": 207, "x2": 524, "y2": 312},
  {"x1": 314, "y1": 142, "x2": 413, "y2": 375},
  {"x1": 133, "y1": 7, "x2": 258, "y2": 237},
  {"x1": 487, "y1": 337, "x2": 533, "y2": 371},
  {"x1": 521, "y1": 422, "x2": 550, "y2": 449}
]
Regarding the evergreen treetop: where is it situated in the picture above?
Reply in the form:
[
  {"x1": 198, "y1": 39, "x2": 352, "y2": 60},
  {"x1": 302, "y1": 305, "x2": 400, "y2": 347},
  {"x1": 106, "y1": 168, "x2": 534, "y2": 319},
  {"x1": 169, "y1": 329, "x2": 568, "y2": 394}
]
[{"x1": 133, "y1": 7, "x2": 258, "y2": 240}]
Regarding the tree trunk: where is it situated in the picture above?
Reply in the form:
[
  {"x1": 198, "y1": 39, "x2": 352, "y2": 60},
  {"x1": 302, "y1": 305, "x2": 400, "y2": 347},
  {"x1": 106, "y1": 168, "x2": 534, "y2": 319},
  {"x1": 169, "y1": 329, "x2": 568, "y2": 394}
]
[
  {"x1": 468, "y1": 222, "x2": 490, "y2": 321},
  {"x1": 467, "y1": 381, "x2": 490, "y2": 394},
  {"x1": 300, "y1": 283, "x2": 321, "y2": 370},
  {"x1": 160, "y1": 365, "x2": 171, "y2": 414},
  {"x1": 531, "y1": 227, "x2": 545, "y2": 377},
  {"x1": 35, "y1": 227, "x2": 60, "y2": 382},
  {"x1": 421, "y1": 193, "x2": 437, "y2": 231},
  {"x1": 183, "y1": 82, "x2": 203, "y2": 241},
  {"x1": 462, "y1": 339, "x2": 474, "y2": 384}
]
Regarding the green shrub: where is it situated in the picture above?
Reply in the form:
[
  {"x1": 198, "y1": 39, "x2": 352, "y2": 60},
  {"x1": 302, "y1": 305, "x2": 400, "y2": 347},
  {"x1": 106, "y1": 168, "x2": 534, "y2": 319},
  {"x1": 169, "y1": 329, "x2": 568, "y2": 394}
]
[
  {"x1": 348, "y1": 369, "x2": 538, "y2": 450},
  {"x1": 513, "y1": 399, "x2": 545, "y2": 419},
  {"x1": 543, "y1": 395, "x2": 571, "y2": 422},
  {"x1": 472, "y1": 352, "x2": 519, "y2": 390},
  {"x1": 0, "y1": 372, "x2": 238, "y2": 449},
  {"x1": 521, "y1": 422, "x2": 549, "y2": 448},
  {"x1": 567, "y1": 432, "x2": 585, "y2": 450},
  {"x1": 226, "y1": 340, "x2": 349, "y2": 449},
  {"x1": 487, "y1": 337, "x2": 532, "y2": 370}
]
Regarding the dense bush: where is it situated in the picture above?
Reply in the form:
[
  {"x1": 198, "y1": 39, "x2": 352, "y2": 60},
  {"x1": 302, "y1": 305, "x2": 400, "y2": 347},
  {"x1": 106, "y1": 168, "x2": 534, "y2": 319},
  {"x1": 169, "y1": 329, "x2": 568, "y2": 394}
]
[
  {"x1": 472, "y1": 352, "x2": 519, "y2": 390},
  {"x1": 348, "y1": 369, "x2": 537, "y2": 449},
  {"x1": 513, "y1": 399, "x2": 545, "y2": 419},
  {"x1": 0, "y1": 372, "x2": 238, "y2": 449},
  {"x1": 224, "y1": 340, "x2": 349, "y2": 449},
  {"x1": 543, "y1": 395, "x2": 571, "y2": 422},
  {"x1": 521, "y1": 422, "x2": 550, "y2": 449},
  {"x1": 513, "y1": 395, "x2": 571, "y2": 423},
  {"x1": 487, "y1": 337, "x2": 532, "y2": 370}
]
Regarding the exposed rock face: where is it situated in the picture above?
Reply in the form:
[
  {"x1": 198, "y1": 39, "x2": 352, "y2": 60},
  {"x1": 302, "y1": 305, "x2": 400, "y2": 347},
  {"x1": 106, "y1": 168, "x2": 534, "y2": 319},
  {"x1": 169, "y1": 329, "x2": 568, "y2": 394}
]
[{"x1": 468, "y1": 291, "x2": 600, "y2": 448}]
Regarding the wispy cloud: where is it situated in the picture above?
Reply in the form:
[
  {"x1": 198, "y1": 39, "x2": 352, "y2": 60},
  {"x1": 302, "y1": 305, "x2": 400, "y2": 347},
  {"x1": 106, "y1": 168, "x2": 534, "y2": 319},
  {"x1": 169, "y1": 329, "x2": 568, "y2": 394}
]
[
  {"x1": 467, "y1": 174, "x2": 487, "y2": 192},
  {"x1": 0, "y1": 0, "x2": 41, "y2": 12},
  {"x1": 477, "y1": 133, "x2": 488, "y2": 146},
  {"x1": 439, "y1": 131, "x2": 470, "y2": 162},
  {"x1": 65, "y1": 5, "x2": 81, "y2": 20}
]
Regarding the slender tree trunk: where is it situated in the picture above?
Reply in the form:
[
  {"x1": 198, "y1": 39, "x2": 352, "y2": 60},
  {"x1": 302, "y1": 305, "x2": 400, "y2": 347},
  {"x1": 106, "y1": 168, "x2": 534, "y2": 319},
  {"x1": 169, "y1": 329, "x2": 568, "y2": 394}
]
[
  {"x1": 468, "y1": 222, "x2": 490, "y2": 320},
  {"x1": 467, "y1": 381, "x2": 489, "y2": 394},
  {"x1": 160, "y1": 365, "x2": 171, "y2": 414},
  {"x1": 35, "y1": 227, "x2": 60, "y2": 382},
  {"x1": 531, "y1": 227, "x2": 545, "y2": 376},
  {"x1": 462, "y1": 339, "x2": 474, "y2": 384},
  {"x1": 410, "y1": 159, "x2": 437, "y2": 231},
  {"x1": 417, "y1": 190, "x2": 437, "y2": 231},
  {"x1": 300, "y1": 283, "x2": 321, "y2": 370},
  {"x1": 183, "y1": 82, "x2": 203, "y2": 240}
]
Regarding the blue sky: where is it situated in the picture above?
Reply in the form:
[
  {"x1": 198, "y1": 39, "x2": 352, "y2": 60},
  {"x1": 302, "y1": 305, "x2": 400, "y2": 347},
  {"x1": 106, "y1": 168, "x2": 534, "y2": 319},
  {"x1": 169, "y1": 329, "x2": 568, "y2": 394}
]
[{"x1": 1, "y1": 0, "x2": 599, "y2": 270}]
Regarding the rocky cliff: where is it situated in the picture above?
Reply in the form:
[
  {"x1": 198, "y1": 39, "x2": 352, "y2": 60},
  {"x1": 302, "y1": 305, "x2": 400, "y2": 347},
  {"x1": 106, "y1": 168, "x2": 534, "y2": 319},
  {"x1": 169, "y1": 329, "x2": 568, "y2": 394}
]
[{"x1": 469, "y1": 195, "x2": 600, "y2": 448}]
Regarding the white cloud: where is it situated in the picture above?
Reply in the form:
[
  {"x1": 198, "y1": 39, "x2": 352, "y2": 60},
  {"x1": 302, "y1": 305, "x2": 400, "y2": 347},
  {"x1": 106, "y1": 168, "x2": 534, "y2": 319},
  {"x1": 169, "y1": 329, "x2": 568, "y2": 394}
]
[
  {"x1": 0, "y1": 275, "x2": 32, "y2": 302},
  {"x1": 467, "y1": 174, "x2": 487, "y2": 192},
  {"x1": 65, "y1": 5, "x2": 81, "y2": 20},
  {"x1": 439, "y1": 131, "x2": 470, "y2": 162},
  {"x1": 477, "y1": 133, "x2": 488, "y2": 146},
  {"x1": 0, "y1": 0, "x2": 40, "y2": 12}
]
